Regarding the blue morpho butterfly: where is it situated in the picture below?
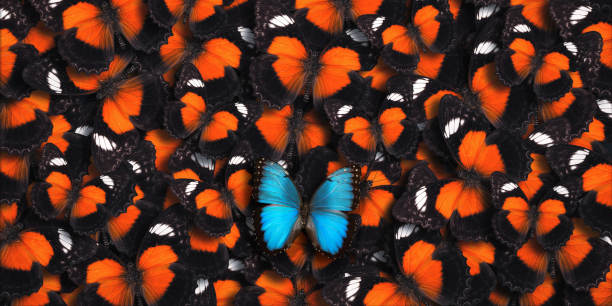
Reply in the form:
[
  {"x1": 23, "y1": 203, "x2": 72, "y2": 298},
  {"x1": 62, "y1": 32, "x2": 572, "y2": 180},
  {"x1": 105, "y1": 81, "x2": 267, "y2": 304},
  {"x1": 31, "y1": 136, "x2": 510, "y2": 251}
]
[{"x1": 253, "y1": 160, "x2": 360, "y2": 256}]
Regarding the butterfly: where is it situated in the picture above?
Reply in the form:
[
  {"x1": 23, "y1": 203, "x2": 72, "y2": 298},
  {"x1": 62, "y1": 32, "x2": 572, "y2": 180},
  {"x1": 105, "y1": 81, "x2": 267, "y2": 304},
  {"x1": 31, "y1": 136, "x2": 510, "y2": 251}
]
[
  {"x1": 565, "y1": 263, "x2": 612, "y2": 306},
  {"x1": 465, "y1": 17, "x2": 534, "y2": 133},
  {"x1": 0, "y1": 149, "x2": 29, "y2": 202},
  {"x1": 569, "y1": 117, "x2": 611, "y2": 150},
  {"x1": 246, "y1": 104, "x2": 331, "y2": 160},
  {"x1": 141, "y1": 129, "x2": 183, "y2": 173},
  {"x1": 394, "y1": 95, "x2": 530, "y2": 240},
  {"x1": 235, "y1": 270, "x2": 326, "y2": 306},
  {"x1": 360, "y1": 58, "x2": 397, "y2": 100},
  {"x1": 31, "y1": 0, "x2": 169, "y2": 72},
  {"x1": 322, "y1": 223, "x2": 468, "y2": 305},
  {"x1": 324, "y1": 95, "x2": 419, "y2": 164},
  {"x1": 20, "y1": 21, "x2": 57, "y2": 56},
  {"x1": 169, "y1": 142, "x2": 254, "y2": 236},
  {"x1": 30, "y1": 143, "x2": 135, "y2": 234},
  {"x1": 144, "y1": 19, "x2": 255, "y2": 94},
  {"x1": 105, "y1": 178, "x2": 167, "y2": 256},
  {"x1": 252, "y1": 3, "x2": 374, "y2": 108},
  {"x1": 0, "y1": 28, "x2": 37, "y2": 99},
  {"x1": 78, "y1": 225, "x2": 191, "y2": 305},
  {"x1": 497, "y1": 8, "x2": 603, "y2": 101},
  {"x1": 6, "y1": 271, "x2": 67, "y2": 306},
  {"x1": 147, "y1": 0, "x2": 252, "y2": 38},
  {"x1": 497, "y1": 218, "x2": 612, "y2": 292},
  {"x1": 0, "y1": 90, "x2": 52, "y2": 154},
  {"x1": 491, "y1": 171, "x2": 576, "y2": 250},
  {"x1": 187, "y1": 258, "x2": 247, "y2": 305},
  {"x1": 456, "y1": 240, "x2": 499, "y2": 305},
  {"x1": 165, "y1": 63, "x2": 261, "y2": 158},
  {"x1": 385, "y1": 74, "x2": 461, "y2": 125},
  {"x1": 23, "y1": 52, "x2": 165, "y2": 173},
  {"x1": 253, "y1": 148, "x2": 354, "y2": 280},
  {"x1": 253, "y1": 158, "x2": 360, "y2": 256},
  {"x1": 357, "y1": 0, "x2": 456, "y2": 73},
  {"x1": 546, "y1": 144, "x2": 612, "y2": 236},
  {"x1": 508, "y1": 0, "x2": 556, "y2": 32},
  {"x1": 351, "y1": 153, "x2": 401, "y2": 250},
  {"x1": 0, "y1": 200, "x2": 96, "y2": 296},
  {"x1": 0, "y1": 0, "x2": 37, "y2": 40},
  {"x1": 480, "y1": 274, "x2": 564, "y2": 306}
]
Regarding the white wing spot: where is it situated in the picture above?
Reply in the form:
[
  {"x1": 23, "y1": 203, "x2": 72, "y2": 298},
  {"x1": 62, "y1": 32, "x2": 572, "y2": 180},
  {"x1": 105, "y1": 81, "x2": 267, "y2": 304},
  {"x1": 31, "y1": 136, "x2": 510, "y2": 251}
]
[
  {"x1": 58, "y1": 228, "x2": 72, "y2": 254},
  {"x1": 128, "y1": 160, "x2": 142, "y2": 174},
  {"x1": 185, "y1": 181, "x2": 198, "y2": 196},
  {"x1": 47, "y1": 69, "x2": 62, "y2": 94},
  {"x1": 395, "y1": 223, "x2": 418, "y2": 240},
  {"x1": 564, "y1": 42, "x2": 578, "y2": 56},
  {"x1": 371, "y1": 16, "x2": 385, "y2": 32},
  {"x1": 414, "y1": 186, "x2": 428, "y2": 213},
  {"x1": 474, "y1": 41, "x2": 499, "y2": 55},
  {"x1": 238, "y1": 26, "x2": 255, "y2": 47},
  {"x1": 269, "y1": 15, "x2": 294, "y2": 28},
  {"x1": 443, "y1": 117, "x2": 465, "y2": 139},
  {"x1": 337, "y1": 105, "x2": 353, "y2": 118},
  {"x1": 49, "y1": 0, "x2": 63, "y2": 9},
  {"x1": 149, "y1": 223, "x2": 176, "y2": 237},
  {"x1": 228, "y1": 259, "x2": 245, "y2": 271},
  {"x1": 191, "y1": 153, "x2": 214, "y2": 170},
  {"x1": 597, "y1": 99, "x2": 612, "y2": 119},
  {"x1": 195, "y1": 278, "x2": 209, "y2": 295},
  {"x1": 412, "y1": 78, "x2": 429, "y2": 99},
  {"x1": 386, "y1": 92, "x2": 404, "y2": 102},
  {"x1": 93, "y1": 133, "x2": 117, "y2": 151},
  {"x1": 529, "y1": 132, "x2": 554, "y2": 147},
  {"x1": 553, "y1": 185, "x2": 570, "y2": 198},
  {"x1": 229, "y1": 155, "x2": 246, "y2": 165},
  {"x1": 0, "y1": 8, "x2": 11, "y2": 20},
  {"x1": 346, "y1": 29, "x2": 368, "y2": 46},
  {"x1": 100, "y1": 175, "x2": 114, "y2": 189},
  {"x1": 569, "y1": 149, "x2": 589, "y2": 170},
  {"x1": 476, "y1": 4, "x2": 500, "y2": 20},
  {"x1": 570, "y1": 6, "x2": 592, "y2": 25},
  {"x1": 235, "y1": 102, "x2": 248, "y2": 117},
  {"x1": 501, "y1": 182, "x2": 518, "y2": 192},
  {"x1": 74, "y1": 125, "x2": 93, "y2": 136},
  {"x1": 346, "y1": 277, "x2": 361, "y2": 302},
  {"x1": 513, "y1": 24, "x2": 530, "y2": 33},
  {"x1": 187, "y1": 78, "x2": 204, "y2": 88},
  {"x1": 49, "y1": 157, "x2": 67, "y2": 167}
]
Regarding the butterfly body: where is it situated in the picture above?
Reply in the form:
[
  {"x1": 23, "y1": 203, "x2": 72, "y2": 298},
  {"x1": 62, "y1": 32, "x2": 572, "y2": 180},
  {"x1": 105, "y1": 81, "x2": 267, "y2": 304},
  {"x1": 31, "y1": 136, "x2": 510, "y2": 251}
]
[{"x1": 254, "y1": 160, "x2": 360, "y2": 256}]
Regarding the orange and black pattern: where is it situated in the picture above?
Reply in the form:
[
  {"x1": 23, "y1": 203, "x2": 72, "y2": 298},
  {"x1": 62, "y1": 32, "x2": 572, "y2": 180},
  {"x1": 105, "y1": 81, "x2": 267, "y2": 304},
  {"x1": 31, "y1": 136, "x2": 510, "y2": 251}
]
[{"x1": 1, "y1": 0, "x2": 612, "y2": 305}]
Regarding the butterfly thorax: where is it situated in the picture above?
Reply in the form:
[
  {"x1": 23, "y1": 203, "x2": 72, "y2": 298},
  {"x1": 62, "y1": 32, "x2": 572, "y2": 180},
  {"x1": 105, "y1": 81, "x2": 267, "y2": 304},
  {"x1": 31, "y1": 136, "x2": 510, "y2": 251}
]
[
  {"x1": 299, "y1": 201, "x2": 311, "y2": 227},
  {"x1": 302, "y1": 54, "x2": 322, "y2": 100},
  {"x1": 289, "y1": 289, "x2": 307, "y2": 306},
  {"x1": 99, "y1": 1, "x2": 119, "y2": 31},
  {"x1": 97, "y1": 77, "x2": 122, "y2": 100},
  {"x1": 289, "y1": 109, "x2": 306, "y2": 141},
  {"x1": 62, "y1": 180, "x2": 84, "y2": 214},
  {"x1": 185, "y1": 39, "x2": 204, "y2": 63},
  {"x1": 123, "y1": 262, "x2": 143, "y2": 290},
  {"x1": 359, "y1": 179, "x2": 373, "y2": 199},
  {"x1": 395, "y1": 273, "x2": 422, "y2": 303},
  {"x1": 0, "y1": 222, "x2": 23, "y2": 243},
  {"x1": 330, "y1": 0, "x2": 353, "y2": 21},
  {"x1": 457, "y1": 168, "x2": 485, "y2": 184}
]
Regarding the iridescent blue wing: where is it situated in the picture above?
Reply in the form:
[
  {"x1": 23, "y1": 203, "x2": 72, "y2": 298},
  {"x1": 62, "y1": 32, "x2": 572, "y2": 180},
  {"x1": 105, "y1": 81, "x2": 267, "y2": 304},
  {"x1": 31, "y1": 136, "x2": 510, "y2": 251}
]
[
  {"x1": 307, "y1": 167, "x2": 357, "y2": 255},
  {"x1": 257, "y1": 161, "x2": 301, "y2": 251}
]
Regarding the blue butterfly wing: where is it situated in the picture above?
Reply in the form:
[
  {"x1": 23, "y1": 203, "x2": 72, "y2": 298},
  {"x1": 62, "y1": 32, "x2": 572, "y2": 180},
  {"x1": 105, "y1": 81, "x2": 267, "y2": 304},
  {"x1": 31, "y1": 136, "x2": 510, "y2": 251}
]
[
  {"x1": 308, "y1": 167, "x2": 356, "y2": 255},
  {"x1": 257, "y1": 161, "x2": 300, "y2": 251}
]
